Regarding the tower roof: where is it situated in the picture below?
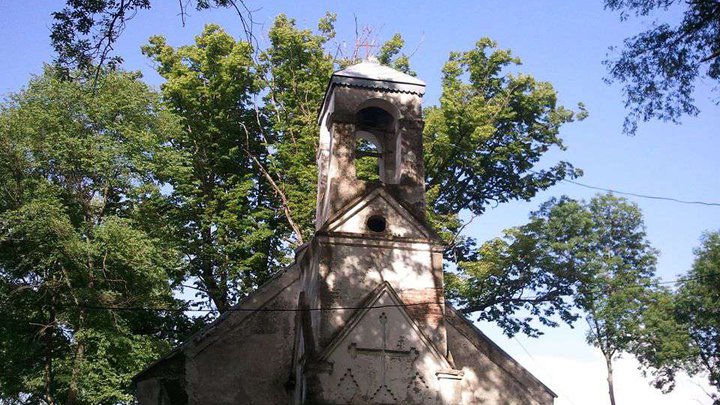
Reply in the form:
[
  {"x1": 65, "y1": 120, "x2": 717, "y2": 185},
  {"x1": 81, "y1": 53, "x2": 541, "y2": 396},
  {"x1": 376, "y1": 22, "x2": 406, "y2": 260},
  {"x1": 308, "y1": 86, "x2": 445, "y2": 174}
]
[
  {"x1": 318, "y1": 58, "x2": 426, "y2": 124},
  {"x1": 330, "y1": 58, "x2": 426, "y2": 95}
]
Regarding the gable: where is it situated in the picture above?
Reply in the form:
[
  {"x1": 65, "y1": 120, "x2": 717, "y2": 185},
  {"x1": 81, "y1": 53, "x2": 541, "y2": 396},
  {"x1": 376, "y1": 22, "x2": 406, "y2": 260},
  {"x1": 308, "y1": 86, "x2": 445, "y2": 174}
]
[
  {"x1": 311, "y1": 283, "x2": 452, "y2": 403},
  {"x1": 444, "y1": 305, "x2": 557, "y2": 404},
  {"x1": 323, "y1": 186, "x2": 435, "y2": 240}
]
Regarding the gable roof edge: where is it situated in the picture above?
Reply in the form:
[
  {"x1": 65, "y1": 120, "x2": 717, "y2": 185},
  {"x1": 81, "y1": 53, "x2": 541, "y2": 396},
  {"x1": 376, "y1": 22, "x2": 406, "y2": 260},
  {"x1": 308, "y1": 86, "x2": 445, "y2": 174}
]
[
  {"x1": 318, "y1": 184, "x2": 443, "y2": 243},
  {"x1": 133, "y1": 252, "x2": 306, "y2": 383},
  {"x1": 445, "y1": 304, "x2": 557, "y2": 398}
]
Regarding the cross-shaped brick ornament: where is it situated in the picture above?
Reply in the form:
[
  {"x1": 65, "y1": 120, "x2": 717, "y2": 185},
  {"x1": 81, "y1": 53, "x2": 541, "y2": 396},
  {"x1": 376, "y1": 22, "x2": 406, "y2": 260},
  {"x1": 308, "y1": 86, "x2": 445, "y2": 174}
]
[{"x1": 348, "y1": 312, "x2": 419, "y2": 389}]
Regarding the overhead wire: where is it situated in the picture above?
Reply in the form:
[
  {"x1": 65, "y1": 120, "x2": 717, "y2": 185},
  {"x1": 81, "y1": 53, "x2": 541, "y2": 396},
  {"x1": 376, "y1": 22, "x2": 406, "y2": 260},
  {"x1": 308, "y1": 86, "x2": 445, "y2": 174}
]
[
  {"x1": 558, "y1": 177, "x2": 720, "y2": 207},
  {"x1": 67, "y1": 272, "x2": 702, "y2": 313},
  {"x1": 73, "y1": 301, "x2": 442, "y2": 313},
  {"x1": 527, "y1": 169, "x2": 720, "y2": 207}
]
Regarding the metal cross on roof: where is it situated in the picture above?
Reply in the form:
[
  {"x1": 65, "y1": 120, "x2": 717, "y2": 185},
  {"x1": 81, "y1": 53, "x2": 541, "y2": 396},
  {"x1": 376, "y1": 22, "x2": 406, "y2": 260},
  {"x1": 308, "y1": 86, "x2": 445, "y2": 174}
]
[{"x1": 356, "y1": 38, "x2": 377, "y2": 60}]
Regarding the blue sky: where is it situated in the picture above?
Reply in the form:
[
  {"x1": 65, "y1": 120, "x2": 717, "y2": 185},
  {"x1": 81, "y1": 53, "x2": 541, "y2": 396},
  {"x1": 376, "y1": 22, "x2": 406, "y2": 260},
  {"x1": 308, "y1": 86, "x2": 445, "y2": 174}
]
[{"x1": 1, "y1": 1, "x2": 718, "y2": 403}]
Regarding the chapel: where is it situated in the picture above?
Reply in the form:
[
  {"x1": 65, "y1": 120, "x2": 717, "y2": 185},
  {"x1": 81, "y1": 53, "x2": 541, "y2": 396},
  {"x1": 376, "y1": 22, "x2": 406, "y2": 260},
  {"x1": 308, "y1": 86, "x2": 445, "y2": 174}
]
[{"x1": 134, "y1": 58, "x2": 557, "y2": 405}]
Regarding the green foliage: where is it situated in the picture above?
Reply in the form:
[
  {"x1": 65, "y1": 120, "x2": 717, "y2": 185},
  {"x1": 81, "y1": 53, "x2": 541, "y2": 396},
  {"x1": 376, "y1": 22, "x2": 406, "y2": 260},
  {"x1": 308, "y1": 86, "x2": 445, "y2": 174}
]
[
  {"x1": 577, "y1": 194, "x2": 659, "y2": 356},
  {"x1": 140, "y1": 17, "x2": 340, "y2": 312},
  {"x1": 0, "y1": 67, "x2": 189, "y2": 404},
  {"x1": 446, "y1": 198, "x2": 590, "y2": 337},
  {"x1": 635, "y1": 232, "x2": 720, "y2": 403},
  {"x1": 140, "y1": 18, "x2": 587, "y2": 330},
  {"x1": 425, "y1": 38, "x2": 588, "y2": 336},
  {"x1": 604, "y1": 0, "x2": 720, "y2": 134},
  {"x1": 423, "y1": 39, "x2": 586, "y2": 271},
  {"x1": 447, "y1": 194, "x2": 659, "y2": 342},
  {"x1": 259, "y1": 14, "x2": 336, "y2": 241},
  {"x1": 568, "y1": 195, "x2": 659, "y2": 405},
  {"x1": 676, "y1": 231, "x2": 720, "y2": 403},
  {"x1": 142, "y1": 24, "x2": 280, "y2": 313},
  {"x1": 355, "y1": 138, "x2": 381, "y2": 182},
  {"x1": 377, "y1": 33, "x2": 414, "y2": 75},
  {"x1": 12, "y1": 13, "x2": 591, "y2": 401},
  {"x1": 448, "y1": 193, "x2": 659, "y2": 404},
  {"x1": 425, "y1": 38, "x2": 586, "y2": 218},
  {"x1": 632, "y1": 288, "x2": 694, "y2": 393}
]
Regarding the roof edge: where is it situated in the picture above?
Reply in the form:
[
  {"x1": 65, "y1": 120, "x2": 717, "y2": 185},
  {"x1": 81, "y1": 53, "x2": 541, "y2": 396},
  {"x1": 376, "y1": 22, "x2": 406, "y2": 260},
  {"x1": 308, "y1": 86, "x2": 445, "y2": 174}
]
[
  {"x1": 445, "y1": 304, "x2": 558, "y2": 398},
  {"x1": 133, "y1": 259, "x2": 303, "y2": 382}
]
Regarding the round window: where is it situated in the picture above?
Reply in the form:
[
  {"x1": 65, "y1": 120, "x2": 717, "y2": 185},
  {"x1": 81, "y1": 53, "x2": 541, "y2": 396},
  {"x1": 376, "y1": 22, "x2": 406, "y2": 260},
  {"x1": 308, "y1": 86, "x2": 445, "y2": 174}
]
[{"x1": 366, "y1": 215, "x2": 387, "y2": 233}]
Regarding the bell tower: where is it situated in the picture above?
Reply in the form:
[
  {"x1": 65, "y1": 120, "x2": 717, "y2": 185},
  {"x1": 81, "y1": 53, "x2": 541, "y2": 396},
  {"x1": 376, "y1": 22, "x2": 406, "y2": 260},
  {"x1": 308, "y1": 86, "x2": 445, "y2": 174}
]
[
  {"x1": 315, "y1": 57, "x2": 427, "y2": 229},
  {"x1": 293, "y1": 59, "x2": 465, "y2": 404}
]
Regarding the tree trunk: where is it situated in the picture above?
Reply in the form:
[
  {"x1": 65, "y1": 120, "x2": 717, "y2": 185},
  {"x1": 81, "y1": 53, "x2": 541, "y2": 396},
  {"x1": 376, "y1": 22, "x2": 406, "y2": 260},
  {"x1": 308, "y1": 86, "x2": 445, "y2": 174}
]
[
  {"x1": 43, "y1": 289, "x2": 56, "y2": 405},
  {"x1": 605, "y1": 355, "x2": 617, "y2": 405},
  {"x1": 66, "y1": 309, "x2": 86, "y2": 405},
  {"x1": 68, "y1": 222, "x2": 95, "y2": 405}
]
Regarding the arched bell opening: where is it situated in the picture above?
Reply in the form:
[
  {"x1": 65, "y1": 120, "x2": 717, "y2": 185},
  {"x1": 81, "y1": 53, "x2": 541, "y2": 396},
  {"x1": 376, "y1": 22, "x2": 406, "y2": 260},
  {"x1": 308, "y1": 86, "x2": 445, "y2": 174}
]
[
  {"x1": 357, "y1": 106, "x2": 395, "y2": 133},
  {"x1": 354, "y1": 106, "x2": 399, "y2": 184},
  {"x1": 355, "y1": 130, "x2": 383, "y2": 182}
]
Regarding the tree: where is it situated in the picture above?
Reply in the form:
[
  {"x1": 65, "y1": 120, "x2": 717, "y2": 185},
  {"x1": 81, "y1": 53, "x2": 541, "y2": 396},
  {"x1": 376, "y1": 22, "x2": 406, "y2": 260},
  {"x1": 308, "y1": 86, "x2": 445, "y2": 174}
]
[
  {"x1": 577, "y1": 194, "x2": 659, "y2": 405},
  {"x1": 50, "y1": 0, "x2": 255, "y2": 75},
  {"x1": 427, "y1": 38, "x2": 588, "y2": 338},
  {"x1": 448, "y1": 194, "x2": 660, "y2": 405},
  {"x1": 631, "y1": 288, "x2": 695, "y2": 395},
  {"x1": 139, "y1": 15, "x2": 342, "y2": 313},
  {"x1": 142, "y1": 24, "x2": 284, "y2": 314},
  {"x1": 675, "y1": 232, "x2": 720, "y2": 402},
  {"x1": 258, "y1": 13, "x2": 337, "y2": 241},
  {"x1": 604, "y1": 0, "x2": 720, "y2": 134},
  {"x1": 424, "y1": 38, "x2": 586, "y2": 218},
  {"x1": 139, "y1": 17, "x2": 588, "y2": 322},
  {"x1": 446, "y1": 197, "x2": 594, "y2": 337},
  {"x1": 0, "y1": 67, "x2": 190, "y2": 404},
  {"x1": 635, "y1": 231, "x2": 720, "y2": 404}
]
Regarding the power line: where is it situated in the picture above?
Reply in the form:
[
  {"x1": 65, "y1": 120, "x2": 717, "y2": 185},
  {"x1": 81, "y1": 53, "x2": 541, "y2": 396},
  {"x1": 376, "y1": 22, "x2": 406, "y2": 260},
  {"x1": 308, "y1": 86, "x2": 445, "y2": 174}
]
[
  {"x1": 36, "y1": 273, "x2": 707, "y2": 315},
  {"x1": 512, "y1": 336, "x2": 580, "y2": 405},
  {"x1": 658, "y1": 278, "x2": 689, "y2": 285},
  {"x1": 559, "y1": 178, "x2": 720, "y2": 207},
  {"x1": 76, "y1": 301, "x2": 441, "y2": 313},
  {"x1": 59, "y1": 276, "x2": 706, "y2": 313}
]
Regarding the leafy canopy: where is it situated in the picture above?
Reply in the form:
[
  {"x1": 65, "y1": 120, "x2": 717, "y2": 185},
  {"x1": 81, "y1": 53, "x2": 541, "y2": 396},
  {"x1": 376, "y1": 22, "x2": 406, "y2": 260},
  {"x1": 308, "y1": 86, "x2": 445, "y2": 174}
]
[
  {"x1": 142, "y1": 24, "x2": 280, "y2": 314},
  {"x1": 447, "y1": 194, "x2": 659, "y2": 342},
  {"x1": 635, "y1": 231, "x2": 720, "y2": 403},
  {"x1": 0, "y1": 67, "x2": 191, "y2": 404},
  {"x1": 139, "y1": 18, "x2": 587, "y2": 327},
  {"x1": 3, "y1": 12, "x2": 591, "y2": 402},
  {"x1": 448, "y1": 193, "x2": 660, "y2": 404},
  {"x1": 604, "y1": 0, "x2": 720, "y2": 134}
]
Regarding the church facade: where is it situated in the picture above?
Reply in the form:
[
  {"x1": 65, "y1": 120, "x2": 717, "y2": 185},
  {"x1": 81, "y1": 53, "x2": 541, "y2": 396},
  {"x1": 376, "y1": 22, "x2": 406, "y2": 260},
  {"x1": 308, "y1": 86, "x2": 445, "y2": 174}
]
[{"x1": 134, "y1": 59, "x2": 557, "y2": 405}]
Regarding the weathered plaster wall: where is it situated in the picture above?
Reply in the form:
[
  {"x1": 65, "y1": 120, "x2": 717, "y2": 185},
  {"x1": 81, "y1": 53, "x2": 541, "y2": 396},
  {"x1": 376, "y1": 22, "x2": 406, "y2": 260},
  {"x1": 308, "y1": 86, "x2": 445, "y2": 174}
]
[
  {"x1": 136, "y1": 379, "x2": 167, "y2": 405},
  {"x1": 310, "y1": 289, "x2": 449, "y2": 404},
  {"x1": 309, "y1": 236, "x2": 445, "y2": 354},
  {"x1": 182, "y1": 269, "x2": 300, "y2": 405}
]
